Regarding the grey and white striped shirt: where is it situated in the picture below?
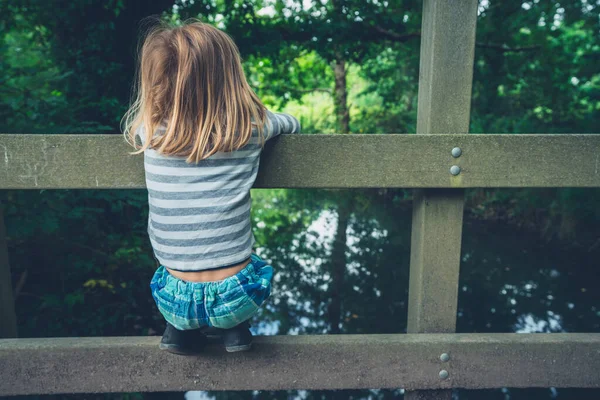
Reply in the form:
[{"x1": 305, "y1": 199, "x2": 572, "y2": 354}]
[{"x1": 141, "y1": 110, "x2": 300, "y2": 271}]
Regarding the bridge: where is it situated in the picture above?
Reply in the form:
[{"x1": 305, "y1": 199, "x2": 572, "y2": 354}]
[{"x1": 1, "y1": 1, "x2": 599, "y2": 399}]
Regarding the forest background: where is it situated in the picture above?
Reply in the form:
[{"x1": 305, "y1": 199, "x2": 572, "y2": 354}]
[{"x1": 1, "y1": 1, "x2": 599, "y2": 399}]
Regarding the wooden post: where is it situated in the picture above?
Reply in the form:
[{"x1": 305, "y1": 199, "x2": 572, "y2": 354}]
[
  {"x1": 405, "y1": 1, "x2": 478, "y2": 399},
  {"x1": 0, "y1": 204, "x2": 17, "y2": 338},
  {"x1": 407, "y1": 189, "x2": 465, "y2": 334}
]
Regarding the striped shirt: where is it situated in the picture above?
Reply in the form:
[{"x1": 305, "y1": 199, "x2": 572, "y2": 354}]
[{"x1": 141, "y1": 110, "x2": 300, "y2": 271}]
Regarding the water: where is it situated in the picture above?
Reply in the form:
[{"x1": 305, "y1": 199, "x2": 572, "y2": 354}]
[{"x1": 3, "y1": 188, "x2": 599, "y2": 400}]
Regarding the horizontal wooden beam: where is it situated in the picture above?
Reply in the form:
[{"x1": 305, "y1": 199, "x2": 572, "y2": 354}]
[
  {"x1": 0, "y1": 334, "x2": 599, "y2": 395},
  {"x1": 0, "y1": 134, "x2": 599, "y2": 189}
]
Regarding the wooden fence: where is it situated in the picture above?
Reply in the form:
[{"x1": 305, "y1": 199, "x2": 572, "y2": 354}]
[{"x1": 1, "y1": 1, "x2": 599, "y2": 398}]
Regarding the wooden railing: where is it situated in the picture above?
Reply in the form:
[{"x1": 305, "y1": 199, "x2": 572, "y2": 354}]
[
  {"x1": 1, "y1": 1, "x2": 599, "y2": 398},
  {"x1": 0, "y1": 134, "x2": 599, "y2": 189}
]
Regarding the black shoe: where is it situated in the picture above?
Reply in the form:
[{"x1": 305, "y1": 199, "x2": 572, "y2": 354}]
[
  {"x1": 222, "y1": 321, "x2": 253, "y2": 352},
  {"x1": 159, "y1": 323, "x2": 208, "y2": 355}
]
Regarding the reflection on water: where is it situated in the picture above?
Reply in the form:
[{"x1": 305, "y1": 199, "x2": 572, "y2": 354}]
[
  {"x1": 459, "y1": 219, "x2": 599, "y2": 336},
  {"x1": 5, "y1": 189, "x2": 599, "y2": 400},
  {"x1": 187, "y1": 189, "x2": 599, "y2": 400}
]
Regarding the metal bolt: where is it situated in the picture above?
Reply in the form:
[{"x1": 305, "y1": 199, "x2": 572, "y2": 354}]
[
  {"x1": 451, "y1": 147, "x2": 462, "y2": 158},
  {"x1": 439, "y1": 370, "x2": 449, "y2": 380},
  {"x1": 440, "y1": 353, "x2": 450, "y2": 362},
  {"x1": 450, "y1": 165, "x2": 461, "y2": 176}
]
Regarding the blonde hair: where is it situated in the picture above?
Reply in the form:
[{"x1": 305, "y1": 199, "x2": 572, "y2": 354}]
[{"x1": 122, "y1": 20, "x2": 267, "y2": 163}]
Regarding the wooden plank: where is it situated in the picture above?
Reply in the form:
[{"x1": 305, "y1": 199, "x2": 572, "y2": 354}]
[
  {"x1": 406, "y1": 1, "x2": 478, "y2": 399},
  {"x1": 0, "y1": 134, "x2": 599, "y2": 189},
  {"x1": 407, "y1": 189, "x2": 464, "y2": 333},
  {"x1": 407, "y1": 0, "x2": 477, "y2": 331},
  {"x1": 1, "y1": 334, "x2": 599, "y2": 395},
  {"x1": 415, "y1": 1, "x2": 478, "y2": 135},
  {"x1": 0, "y1": 205, "x2": 17, "y2": 338},
  {"x1": 407, "y1": 190, "x2": 465, "y2": 400}
]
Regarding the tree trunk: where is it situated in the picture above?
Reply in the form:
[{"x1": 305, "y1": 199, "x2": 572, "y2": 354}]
[
  {"x1": 333, "y1": 56, "x2": 350, "y2": 134},
  {"x1": 328, "y1": 203, "x2": 350, "y2": 334}
]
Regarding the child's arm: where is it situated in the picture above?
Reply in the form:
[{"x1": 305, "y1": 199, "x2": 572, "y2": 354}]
[{"x1": 263, "y1": 110, "x2": 301, "y2": 140}]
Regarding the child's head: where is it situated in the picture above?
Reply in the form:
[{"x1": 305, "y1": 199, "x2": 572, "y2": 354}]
[{"x1": 123, "y1": 20, "x2": 266, "y2": 162}]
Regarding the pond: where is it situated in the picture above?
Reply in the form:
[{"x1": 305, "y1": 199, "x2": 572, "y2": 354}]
[{"x1": 4, "y1": 188, "x2": 599, "y2": 400}]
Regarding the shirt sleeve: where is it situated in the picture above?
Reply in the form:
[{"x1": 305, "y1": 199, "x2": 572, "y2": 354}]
[{"x1": 263, "y1": 109, "x2": 301, "y2": 140}]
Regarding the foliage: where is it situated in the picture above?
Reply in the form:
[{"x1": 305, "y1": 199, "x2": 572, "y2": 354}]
[
  {"x1": 1, "y1": 1, "x2": 600, "y2": 400},
  {"x1": 472, "y1": 1, "x2": 600, "y2": 134}
]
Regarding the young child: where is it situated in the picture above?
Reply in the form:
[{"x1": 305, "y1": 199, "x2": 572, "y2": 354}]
[{"x1": 123, "y1": 21, "x2": 300, "y2": 355}]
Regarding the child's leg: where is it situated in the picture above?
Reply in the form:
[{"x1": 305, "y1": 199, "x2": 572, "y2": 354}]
[
  {"x1": 150, "y1": 266, "x2": 209, "y2": 355},
  {"x1": 204, "y1": 254, "x2": 274, "y2": 352},
  {"x1": 150, "y1": 255, "x2": 273, "y2": 353}
]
